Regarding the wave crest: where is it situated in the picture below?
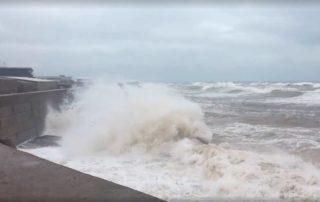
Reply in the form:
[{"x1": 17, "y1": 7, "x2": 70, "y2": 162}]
[{"x1": 45, "y1": 80, "x2": 211, "y2": 156}]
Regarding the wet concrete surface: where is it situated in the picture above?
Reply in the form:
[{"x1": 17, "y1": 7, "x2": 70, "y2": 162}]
[
  {"x1": 0, "y1": 143, "x2": 165, "y2": 202},
  {"x1": 19, "y1": 135, "x2": 61, "y2": 149}
]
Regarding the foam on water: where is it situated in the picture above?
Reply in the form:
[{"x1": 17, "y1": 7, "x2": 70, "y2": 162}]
[
  {"x1": 267, "y1": 90, "x2": 320, "y2": 105},
  {"x1": 180, "y1": 82, "x2": 320, "y2": 103},
  {"x1": 22, "y1": 140, "x2": 320, "y2": 200},
  {"x1": 51, "y1": 80, "x2": 211, "y2": 156},
  {"x1": 21, "y1": 80, "x2": 320, "y2": 201}
]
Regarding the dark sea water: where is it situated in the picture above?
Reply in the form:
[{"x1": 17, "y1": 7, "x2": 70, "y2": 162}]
[
  {"x1": 172, "y1": 82, "x2": 320, "y2": 166},
  {"x1": 21, "y1": 81, "x2": 320, "y2": 201}
]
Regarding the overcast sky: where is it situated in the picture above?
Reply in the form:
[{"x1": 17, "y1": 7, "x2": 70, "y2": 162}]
[{"x1": 0, "y1": 3, "x2": 319, "y2": 82}]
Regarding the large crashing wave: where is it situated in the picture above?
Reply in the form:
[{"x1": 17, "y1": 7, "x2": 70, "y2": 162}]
[
  {"x1": 46, "y1": 80, "x2": 211, "y2": 156},
  {"x1": 41, "y1": 80, "x2": 320, "y2": 200}
]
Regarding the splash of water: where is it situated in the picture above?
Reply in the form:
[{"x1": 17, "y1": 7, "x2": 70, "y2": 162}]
[
  {"x1": 36, "y1": 80, "x2": 320, "y2": 200},
  {"x1": 46, "y1": 80, "x2": 211, "y2": 156}
]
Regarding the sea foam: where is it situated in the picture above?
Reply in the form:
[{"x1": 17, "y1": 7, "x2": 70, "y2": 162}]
[
  {"x1": 46, "y1": 80, "x2": 211, "y2": 156},
  {"x1": 23, "y1": 80, "x2": 320, "y2": 201}
]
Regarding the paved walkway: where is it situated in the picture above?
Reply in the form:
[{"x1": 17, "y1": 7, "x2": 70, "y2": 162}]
[{"x1": 0, "y1": 144, "x2": 165, "y2": 202}]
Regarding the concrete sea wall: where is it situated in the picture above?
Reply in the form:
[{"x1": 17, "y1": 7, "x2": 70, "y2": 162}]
[
  {"x1": 0, "y1": 144, "x2": 164, "y2": 202},
  {"x1": 0, "y1": 89, "x2": 66, "y2": 145}
]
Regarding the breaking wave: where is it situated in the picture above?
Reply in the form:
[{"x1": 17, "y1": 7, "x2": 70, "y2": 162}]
[
  {"x1": 37, "y1": 80, "x2": 320, "y2": 200},
  {"x1": 47, "y1": 80, "x2": 211, "y2": 156},
  {"x1": 173, "y1": 82, "x2": 320, "y2": 102},
  {"x1": 188, "y1": 82, "x2": 320, "y2": 93}
]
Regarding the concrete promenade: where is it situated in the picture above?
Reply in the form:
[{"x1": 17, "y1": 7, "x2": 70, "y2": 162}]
[{"x1": 0, "y1": 144, "x2": 165, "y2": 202}]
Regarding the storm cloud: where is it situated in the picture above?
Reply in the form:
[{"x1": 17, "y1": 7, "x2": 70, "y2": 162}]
[{"x1": 0, "y1": 3, "x2": 319, "y2": 81}]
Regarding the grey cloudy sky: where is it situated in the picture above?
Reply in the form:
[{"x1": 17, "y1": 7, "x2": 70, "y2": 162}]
[{"x1": 0, "y1": 3, "x2": 320, "y2": 82}]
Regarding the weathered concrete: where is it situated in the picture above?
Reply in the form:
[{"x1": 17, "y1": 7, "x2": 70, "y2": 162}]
[
  {"x1": 0, "y1": 144, "x2": 165, "y2": 202},
  {"x1": 0, "y1": 78, "x2": 18, "y2": 94},
  {"x1": 0, "y1": 89, "x2": 66, "y2": 145},
  {"x1": 1, "y1": 77, "x2": 59, "y2": 93},
  {"x1": 20, "y1": 135, "x2": 61, "y2": 148},
  {"x1": 39, "y1": 75, "x2": 74, "y2": 88}
]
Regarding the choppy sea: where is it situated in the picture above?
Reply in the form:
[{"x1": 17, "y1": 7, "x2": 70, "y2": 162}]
[{"x1": 20, "y1": 81, "x2": 320, "y2": 201}]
